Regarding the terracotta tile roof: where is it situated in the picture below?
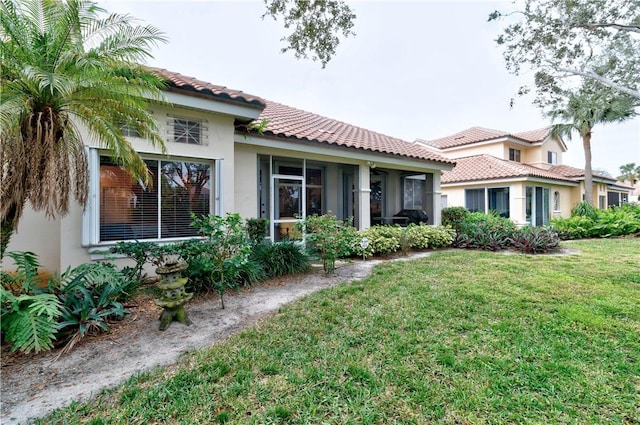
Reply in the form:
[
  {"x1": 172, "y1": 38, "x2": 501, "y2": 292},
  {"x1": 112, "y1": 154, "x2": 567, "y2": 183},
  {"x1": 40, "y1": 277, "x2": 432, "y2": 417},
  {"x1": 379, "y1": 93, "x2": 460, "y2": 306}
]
[
  {"x1": 419, "y1": 126, "x2": 552, "y2": 149},
  {"x1": 550, "y1": 165, "x2": 615, "y2": 182},
  {"x1": 513, "y1": 127, "x2": 552, "y2": 142},
  {"x1": 150, "y1": 67, "x2": 266, "y2": 108},
  {"x1": 254, "y1": 101, "x2": 455, "y2": 165},
  {"x1": 441, "y1": 155, "x2": 576, "y2": 184}
]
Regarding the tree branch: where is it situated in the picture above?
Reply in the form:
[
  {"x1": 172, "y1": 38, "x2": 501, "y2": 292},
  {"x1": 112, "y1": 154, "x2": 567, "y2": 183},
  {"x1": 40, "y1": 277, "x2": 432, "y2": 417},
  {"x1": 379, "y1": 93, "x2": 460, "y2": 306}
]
[
  {"x1": 579, "y1": 23, "x2": 640, "y2": 34},
  {"x1": 555, "y1": 66, "x2": 640, "y2": 99}
]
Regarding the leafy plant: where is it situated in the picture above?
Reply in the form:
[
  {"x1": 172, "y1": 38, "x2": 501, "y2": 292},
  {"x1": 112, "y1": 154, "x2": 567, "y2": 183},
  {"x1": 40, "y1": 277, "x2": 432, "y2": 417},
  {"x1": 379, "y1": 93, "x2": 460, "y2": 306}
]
[
  {"x1": 571, "y1": 201, "x2": 598, "y2": 219},
  {"x1": 359, "y1": 225, "x2": 402, "y2": 256},
  {"x1": 405, "y1": 224, "x2": 455, "y2": 250},
  {"x1": 441, "y1": 206, "x2": 469, "y2": 232},
  {"x1": 250, "y1": 241, "x2": 310, "y2": 278},
  {"x1": 246, "y1": 218, "x2": 269, "y2": 245},
  {"x1": 109, "y1": 241, "x2": 170, "y2": 294},
  {"x1": 511, "y1": 226, "x2": 560, "y2": 254},
  {"x1": 298, "y1": 213, "x2": 356, "y2": 273},
  {"x1": 0, "y1": 251, "x2": 62, "y2": 353},
  {"x1": 190, "y1": 213, "x2": 252, "y2": 308},
  {"x1": 455, "y1": 211, "x2": 516, "y2": 250},
  {"x1": 55, "y1": 262, "x2": 129, "y2": 354},
  {"x1": 1, "y1": 288, "x2": 61, "y2": 353}
]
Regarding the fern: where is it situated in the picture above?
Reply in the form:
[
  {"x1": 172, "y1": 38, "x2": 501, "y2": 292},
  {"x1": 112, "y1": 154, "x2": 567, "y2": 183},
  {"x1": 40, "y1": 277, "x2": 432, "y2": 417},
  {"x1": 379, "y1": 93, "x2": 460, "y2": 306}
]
[{"x1": 1, "y1": 288, "x2": 62, "y2": 353}]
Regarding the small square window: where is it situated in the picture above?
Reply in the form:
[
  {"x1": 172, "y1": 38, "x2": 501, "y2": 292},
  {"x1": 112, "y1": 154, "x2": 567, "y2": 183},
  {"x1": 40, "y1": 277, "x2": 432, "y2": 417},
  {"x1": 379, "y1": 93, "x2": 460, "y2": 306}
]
[
  {"x1": 547, "y1": 151, "x2": 558, "y2": 165},
  {"x1": 509, "y1": 148, "x2": 521, "y2": 162},
  {"x1": 173, "y1": 119, "x2": 201, "y2": 145}
]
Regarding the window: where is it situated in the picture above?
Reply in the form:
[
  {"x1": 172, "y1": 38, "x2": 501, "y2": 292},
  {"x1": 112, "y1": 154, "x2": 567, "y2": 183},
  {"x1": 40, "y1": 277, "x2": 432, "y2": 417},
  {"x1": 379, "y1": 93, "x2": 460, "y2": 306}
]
[
  {"x1": 599, "y1": 195, "x2": 606, "y2": 210},
  {"x1": 553, "y1": 191, "x2": 560, "y2": 211},
  {"x1": 99, "y1": 156, "x2": 211, "y2": 241},
  {"x1": 465, "y1": 187, "x2": 510, "y2": 217},
  {"x1": 120, "y1": 122, "x2": 141, "y2": 138},
  {"x1": 526, "y1": 186, "x2": 550, "y2": 226},
  {"x1": 403, "y1": 175, "x2": 426, "y2": 210},
  {"x1": 509, "y1": 148, "x2": 521, "y2": 162},
  {"x1": 488, "y1": 188, "x2": 510, "y2": 218},
  {"x1": 465, "y1": 189, "x2": 485, "y2": 212},
  {"x1": 169, "y1": 118, "x2": 207, "y2": 145},
  {"x1": 547, "y1": 151, "x2": 558, "y2": 165}
]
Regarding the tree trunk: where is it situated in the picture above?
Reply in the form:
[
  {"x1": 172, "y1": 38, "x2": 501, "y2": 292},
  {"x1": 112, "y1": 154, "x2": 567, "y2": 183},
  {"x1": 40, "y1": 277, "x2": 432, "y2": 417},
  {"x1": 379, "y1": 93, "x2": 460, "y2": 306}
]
[
  {"x1": 1, "y1": 218, "x2": 14, "y2": 260},
  {"x1": 582, "y1": 131, "x2": 594, "y2": 206}
]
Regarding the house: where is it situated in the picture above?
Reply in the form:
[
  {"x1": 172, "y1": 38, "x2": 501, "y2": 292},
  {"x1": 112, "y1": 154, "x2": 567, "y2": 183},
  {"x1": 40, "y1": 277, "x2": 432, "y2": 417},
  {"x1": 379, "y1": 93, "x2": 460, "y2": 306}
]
[
  {"x1": 6, "y1": 68, "x2": 454, "y2": 272},
  {"x1": 416, "y1": 126, "x2": 632, "y2": 226}
]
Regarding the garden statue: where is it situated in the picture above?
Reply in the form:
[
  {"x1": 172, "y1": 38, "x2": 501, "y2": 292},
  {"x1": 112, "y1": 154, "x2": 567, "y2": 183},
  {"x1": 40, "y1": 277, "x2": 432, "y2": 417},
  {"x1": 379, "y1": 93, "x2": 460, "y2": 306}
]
[{"x1": 154, "y1": 260, "x2": 193, "y2": 331}]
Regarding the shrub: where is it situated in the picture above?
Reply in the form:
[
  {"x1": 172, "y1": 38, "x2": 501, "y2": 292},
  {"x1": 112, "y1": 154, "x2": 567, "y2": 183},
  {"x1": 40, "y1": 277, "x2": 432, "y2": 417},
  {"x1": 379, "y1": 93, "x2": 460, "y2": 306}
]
[
  {"x1": 550, "y1": 215, "x2": 595, "y2": 240},
  {"x1": 571, "y1": 201, "x2": 597, "y2": 219},
  {"x1": 1, "y1": 251, "x2": 62, "y2": 353},
  {"x1": 109, "y1": 241, "x2": 169, "y2": 294},
  {"x1": 250, "y1": 241, "x2": 310, "y2": 278},
  {"x1": 299, "y1": 213, "x2": 357, "y2": 273},
  {"x1": 359, "y1": 225, "x2": 402, "y2": 256},
  {"x1": 190, "y1": 213, "x2": 252, "y2": 309},
  {"x1": 246, "y1": 218, "x2": 269, "y2": 245},
  {"x1": 55, "y1": 262, "x2": 129, "y2": 354},
  {"x1": 511, "y1": 226, "x2": 560, "y2": 254},
  {"x1": 405, "y1": 224, "x2": 455, "y2": 250},
  {"x1": 456, "y1": 212, "x2": 516, "y2": 251},
  {"x1": 442, "y1": 206, "x2": 469, "y2": 232}
]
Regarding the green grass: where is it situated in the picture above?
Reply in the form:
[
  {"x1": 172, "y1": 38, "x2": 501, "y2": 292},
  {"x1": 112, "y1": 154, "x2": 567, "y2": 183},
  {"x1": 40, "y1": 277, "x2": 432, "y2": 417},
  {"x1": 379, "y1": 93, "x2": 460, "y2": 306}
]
[{"x1": 38, "y1": 239, "x2": 640, "y2": 424}]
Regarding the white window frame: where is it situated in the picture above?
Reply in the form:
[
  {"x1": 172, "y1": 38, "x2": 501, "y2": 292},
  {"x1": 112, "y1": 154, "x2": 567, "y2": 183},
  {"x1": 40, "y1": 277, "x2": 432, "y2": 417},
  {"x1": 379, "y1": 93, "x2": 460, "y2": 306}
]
[{"x1": 82, "y1": 148, "x2": 218, "y2": 246}]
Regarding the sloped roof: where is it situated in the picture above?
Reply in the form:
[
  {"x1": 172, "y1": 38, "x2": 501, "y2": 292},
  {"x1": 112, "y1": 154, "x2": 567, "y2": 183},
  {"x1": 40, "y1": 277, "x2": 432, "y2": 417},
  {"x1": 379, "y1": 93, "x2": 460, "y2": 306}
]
[
  {"x1": 150, "y1": 67, "x2": 266, "y2": 108},
  {"x1": 253, "y1": 101, "x2": 455, "y2": 165},
  {"x1": 441, "y1": 154, "x2": 576, "y2": 184},
  {"x1": 551, "y1": 165, "x2": 616, "y2": 182},
  {"x1": 419, "y1": 126, "x2": 552, "y2": 150}
]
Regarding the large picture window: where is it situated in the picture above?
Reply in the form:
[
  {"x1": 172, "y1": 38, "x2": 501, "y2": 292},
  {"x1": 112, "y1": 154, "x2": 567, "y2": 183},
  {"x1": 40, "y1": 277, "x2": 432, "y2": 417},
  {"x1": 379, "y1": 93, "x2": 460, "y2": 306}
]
[
  {"x1": 99, "y1": 156, "x2": 211, "y2": 242},
  {"x1": 465, "y1": 187, "x2": 510, "y2": 217}
]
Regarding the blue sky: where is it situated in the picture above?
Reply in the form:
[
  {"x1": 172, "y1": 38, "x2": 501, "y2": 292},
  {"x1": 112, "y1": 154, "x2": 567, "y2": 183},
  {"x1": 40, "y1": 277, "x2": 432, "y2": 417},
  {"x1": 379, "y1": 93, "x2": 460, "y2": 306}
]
[{"x1": 100, "y1": 0, "x2": 640, "y2": 177}]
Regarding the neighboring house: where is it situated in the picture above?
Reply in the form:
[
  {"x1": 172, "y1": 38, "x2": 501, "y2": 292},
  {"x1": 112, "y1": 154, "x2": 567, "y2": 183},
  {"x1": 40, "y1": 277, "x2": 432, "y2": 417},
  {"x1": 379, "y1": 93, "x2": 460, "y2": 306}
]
[
  {"x1": 416, "y1": 126, "x2": 632, "y2": 226},
  {"x1": 6, "y1": 68, "x2": 454, "y2": 272}
]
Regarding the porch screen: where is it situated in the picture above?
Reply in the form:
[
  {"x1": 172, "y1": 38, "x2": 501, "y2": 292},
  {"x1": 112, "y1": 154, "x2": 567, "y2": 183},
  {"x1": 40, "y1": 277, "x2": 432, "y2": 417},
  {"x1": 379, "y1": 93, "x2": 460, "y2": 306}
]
[{"x1": 99, "y1": 156, "x2": 211, "y2": 241}]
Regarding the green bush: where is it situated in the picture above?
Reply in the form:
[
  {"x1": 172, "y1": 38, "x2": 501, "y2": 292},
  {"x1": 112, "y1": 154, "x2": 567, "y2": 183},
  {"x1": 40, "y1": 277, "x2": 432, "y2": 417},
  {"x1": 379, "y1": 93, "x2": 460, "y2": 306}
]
[
  {"x1": 571, "y1": 200, "x2": 598, "y2": 219},
  {"x1": 109, "y1": 241, "x2": 169, "y2": 294},
  {"x1": 442, "y1": 206, "x2": 469, "y2": 231},
  {"x1": 250, "y1": 241, "x2": 310, "y2": 278},
  {"x1": 511, "y1": 226, "x2": 560, "y2": 254},
  {"x1": 298, "y1": 213, "x2": 357, "y2": 273},
  {"x1": 456, "y1": 212, "x2": 516, "y2": 251},
  {"x1": 359, "y1": 225, "x2": 402, "y2": 256},
  {"x1": 246, "y1": 218, "x2": 269, "y2": 245},
  {"x1": 1, "y1": 252, "x2": 61, "y2": 353},
  {"x1": 551, "y1": 203, "x2": 640, "y2": 240},
  {"x1": 55, "y1": 262, "x2": 129, "y2": 354},
  {"x1": 189, "y1": 213, "x2": 252, "y2": 309},
  {"x1": 405, "y1": 224, "x2": 455, "y2": 249}
]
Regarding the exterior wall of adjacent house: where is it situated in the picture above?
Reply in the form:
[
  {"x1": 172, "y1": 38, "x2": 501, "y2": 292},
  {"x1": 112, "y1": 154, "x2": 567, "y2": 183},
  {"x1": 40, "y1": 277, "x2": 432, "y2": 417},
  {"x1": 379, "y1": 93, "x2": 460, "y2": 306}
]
[
  {"x1": 443, "y1": 180, "x2": 576, "y2": 226},
  {"x1": 445, "y1": 142, "x2": 505, "y2": 159}
]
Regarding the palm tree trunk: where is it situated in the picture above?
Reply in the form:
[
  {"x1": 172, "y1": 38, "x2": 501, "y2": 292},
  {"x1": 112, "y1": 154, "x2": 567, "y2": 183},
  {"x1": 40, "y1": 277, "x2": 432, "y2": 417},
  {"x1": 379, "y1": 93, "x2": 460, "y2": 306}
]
[{"x1": 582, "y1": 131, "x2": 594, "y2": 206}]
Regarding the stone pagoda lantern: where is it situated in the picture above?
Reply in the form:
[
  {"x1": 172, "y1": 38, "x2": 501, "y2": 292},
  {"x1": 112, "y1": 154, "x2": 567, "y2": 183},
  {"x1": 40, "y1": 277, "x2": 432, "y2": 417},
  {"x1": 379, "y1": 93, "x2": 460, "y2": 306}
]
[{"x1": 154, "y1": 260, "x2": 193, "y2": 331}]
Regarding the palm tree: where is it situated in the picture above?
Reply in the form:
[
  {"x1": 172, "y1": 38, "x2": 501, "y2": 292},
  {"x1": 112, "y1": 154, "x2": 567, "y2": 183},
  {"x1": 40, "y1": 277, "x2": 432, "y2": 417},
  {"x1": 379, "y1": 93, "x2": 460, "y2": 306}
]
[
  {"x1": 0, "y1": 0, "x2": 168, "y2": 258},
  {"x1": 618, "y1": 163, "x2": 639, "y2": 183},
  {"x1": 549, "y1": 84, "x2": 637, "y2": 206}
]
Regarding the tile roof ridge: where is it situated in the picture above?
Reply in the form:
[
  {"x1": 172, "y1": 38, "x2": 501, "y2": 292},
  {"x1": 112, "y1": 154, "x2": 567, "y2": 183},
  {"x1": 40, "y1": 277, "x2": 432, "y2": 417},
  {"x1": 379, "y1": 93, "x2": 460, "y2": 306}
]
[{"x1": 263, "y1": 99, "x2": 412, "y2": 142}]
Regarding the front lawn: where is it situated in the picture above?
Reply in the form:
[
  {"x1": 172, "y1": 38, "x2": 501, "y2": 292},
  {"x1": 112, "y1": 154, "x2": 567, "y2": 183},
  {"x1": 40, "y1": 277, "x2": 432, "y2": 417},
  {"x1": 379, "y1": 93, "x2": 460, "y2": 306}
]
[{"x1": 39, "y1": 239, "x2": 640, "y2": 424}]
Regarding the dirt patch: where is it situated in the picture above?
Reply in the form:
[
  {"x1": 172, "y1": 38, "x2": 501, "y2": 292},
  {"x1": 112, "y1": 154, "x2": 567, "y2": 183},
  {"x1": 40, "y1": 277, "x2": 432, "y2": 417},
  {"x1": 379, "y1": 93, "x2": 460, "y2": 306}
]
[{"x1": 0, "y1": 253, "x2": 432, "y2": 425}]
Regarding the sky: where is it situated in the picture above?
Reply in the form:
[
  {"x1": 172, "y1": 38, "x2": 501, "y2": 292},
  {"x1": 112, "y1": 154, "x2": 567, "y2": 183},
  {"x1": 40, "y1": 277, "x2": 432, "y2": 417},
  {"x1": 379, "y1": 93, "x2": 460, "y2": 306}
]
[{"x1": 100, "y1": 0, "x2": 640, "y2": 178}]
